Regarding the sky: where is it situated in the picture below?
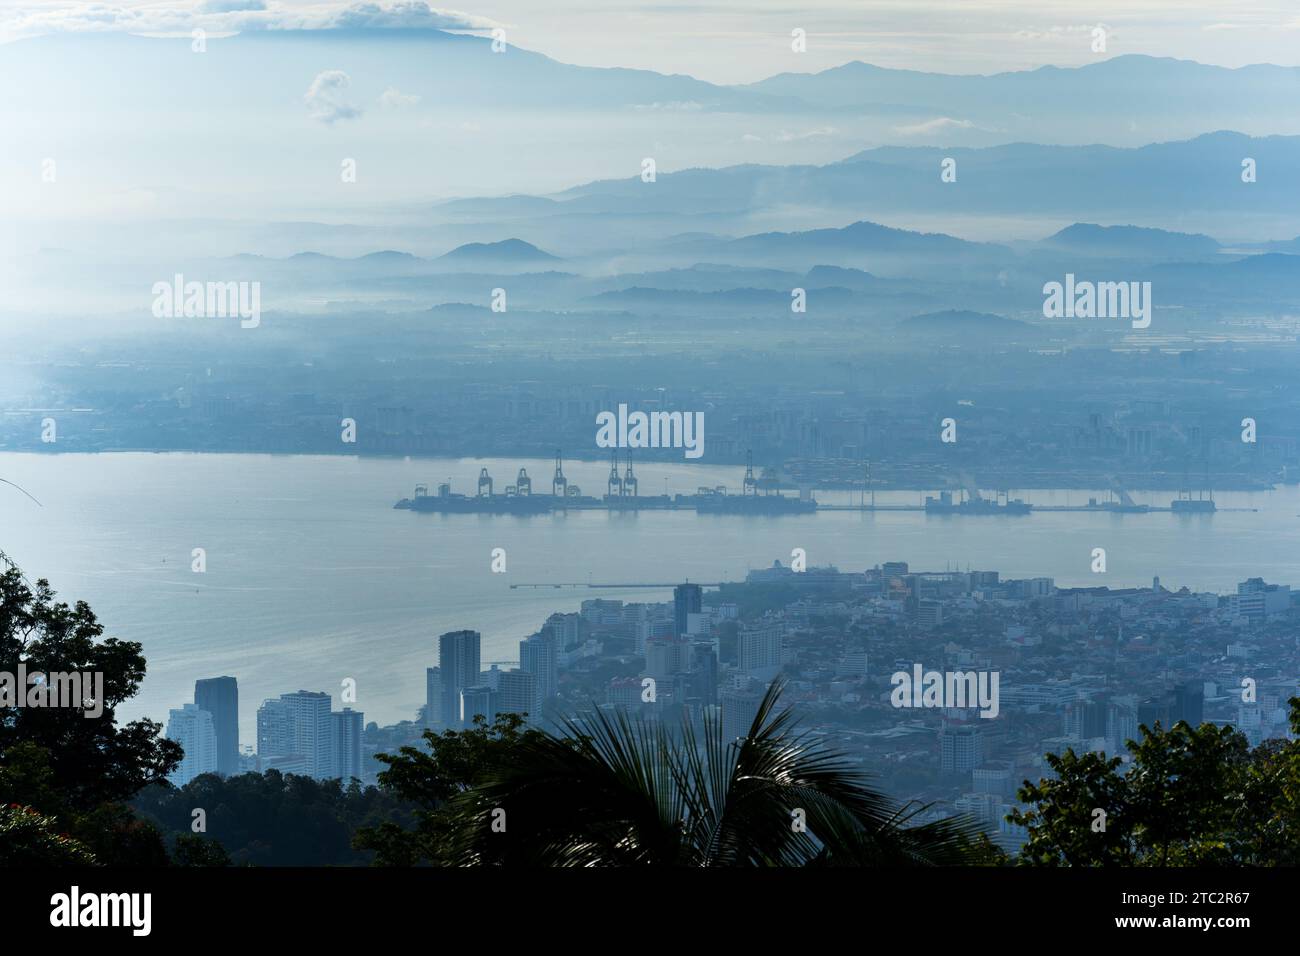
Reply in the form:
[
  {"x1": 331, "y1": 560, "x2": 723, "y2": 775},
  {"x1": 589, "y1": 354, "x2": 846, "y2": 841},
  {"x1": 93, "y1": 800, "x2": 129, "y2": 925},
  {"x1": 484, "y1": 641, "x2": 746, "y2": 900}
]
[{"x1": 3, "y1": 0, "x2": 1299, "y2": 84}]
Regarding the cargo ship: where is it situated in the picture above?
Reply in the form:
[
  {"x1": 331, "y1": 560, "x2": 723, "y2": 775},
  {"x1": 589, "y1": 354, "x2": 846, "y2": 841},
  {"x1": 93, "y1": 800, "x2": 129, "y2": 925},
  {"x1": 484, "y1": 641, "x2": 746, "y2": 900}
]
[
  {"x1": 394, "y1": 453, "x2": 819, "y2": 516},
  {"x1": 1085, "y1": 497, "x2": 1151, "y2": 513},
  {"x1": 396, "y1": 486, "x2": 559, "y2": 515},
  {"x1": 924, "y1": 490, "x2": 1032, "y2": 515},
  {"x1": 395, "y1": 466, "x2": 592, "y2": 514},
  {"x1": 688, "y1": 490, "x2": 817, "y2": 515}
]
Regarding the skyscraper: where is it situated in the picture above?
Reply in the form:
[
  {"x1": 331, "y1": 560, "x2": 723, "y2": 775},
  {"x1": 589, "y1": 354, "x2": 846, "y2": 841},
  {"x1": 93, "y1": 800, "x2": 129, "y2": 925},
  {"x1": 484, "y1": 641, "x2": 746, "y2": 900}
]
[
  {"x1": 257, "y1": 691, "x2": 331, "y2": 778},
  {"x1": 257, "y1": 697, "x2": 293, "y2": 761},
  {"x1": 690, "y1": 641, "x2": 718, "y2": 707},
  {"x1": 720, "y1": 682, "x2": 763, "y2": 742},
  {"x1": 674, "y1": 583, "x2": 702, "y2": 637},
  {"x1": 519, "y1": 630, "x2": 557, "y2": 703},
  {"x1": 498, "y1": 669, "x2": 539, "y2": 722},
  {"x1": 194, "y1": 676, "x2": 239, "y2": 776},
  {"x1": 166, "y1": 703, "x2": 218, "y2": 786},
  {"x1": 329, "y1": 707, "x2": 364, "y2": 783},
  {"x1": 440, "y1": 630, "x2": 482, "y2": 728},
  {"x1": 940, "y1": 720, "x2": 984, "y2": 772},
  {"x1": 425, "y1": 666, "x2": 442, "y2": 730},
  {"x1": 738, "y1": 623, "x2": 783, "y2": 677},
  {"x1": 1173, "y1": 682, "x2": 1204, "y2": 727}
]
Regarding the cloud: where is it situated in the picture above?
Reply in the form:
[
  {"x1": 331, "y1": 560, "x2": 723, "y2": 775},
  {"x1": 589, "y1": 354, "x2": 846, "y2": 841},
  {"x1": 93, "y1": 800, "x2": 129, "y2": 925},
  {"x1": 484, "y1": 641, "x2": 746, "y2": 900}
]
[
  {"x1": 305, "y1": 70, "x2": 362, "y2": 123},
  {"x1": 631, "y1": 101, "x2": 704, "y2": 112},
  {"x1": 379, "y1": 86, "x2": 420, "y2": 108},
  {"x1": 1, "y1": 2, "x2": 500, "y2": 43},
  {"x1": 197, "y1": 0, "x2": 266, "y2": 12},
  {"x1": 892, "y1": 116, "x2": 976, "y2": 136},
  {"x1": 333, "y1": 2, "x2": 490, "y2": 30}
]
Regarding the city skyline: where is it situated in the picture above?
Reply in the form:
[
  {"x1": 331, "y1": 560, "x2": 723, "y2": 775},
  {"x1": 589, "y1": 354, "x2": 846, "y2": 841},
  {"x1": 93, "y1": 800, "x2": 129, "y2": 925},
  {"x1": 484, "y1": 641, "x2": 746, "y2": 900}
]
[{"x1": 3, "y1": 0, "x2": 1298, "y2": 927}]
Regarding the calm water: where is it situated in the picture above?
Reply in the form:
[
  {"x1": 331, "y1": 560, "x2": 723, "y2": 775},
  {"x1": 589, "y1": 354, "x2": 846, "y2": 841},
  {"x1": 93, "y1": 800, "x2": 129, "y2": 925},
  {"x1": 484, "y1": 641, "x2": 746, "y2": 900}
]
[{"x1": 2, "y1": 452, "x2": 1297, "y2": 742}]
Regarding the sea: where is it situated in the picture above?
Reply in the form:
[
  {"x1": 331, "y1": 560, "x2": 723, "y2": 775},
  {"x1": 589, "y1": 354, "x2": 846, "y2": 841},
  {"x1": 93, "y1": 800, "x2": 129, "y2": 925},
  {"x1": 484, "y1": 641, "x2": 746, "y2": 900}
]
[{"x1": 1, "y1": 451, "x2": 1296, "y2": 743}]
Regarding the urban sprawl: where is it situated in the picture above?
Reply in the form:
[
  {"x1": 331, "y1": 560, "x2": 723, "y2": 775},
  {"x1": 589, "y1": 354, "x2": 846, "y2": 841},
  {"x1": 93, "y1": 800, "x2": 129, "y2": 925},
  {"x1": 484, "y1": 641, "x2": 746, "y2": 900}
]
[{"x1": 164, "y1": 561, "x2": 1297, "y2": 855}]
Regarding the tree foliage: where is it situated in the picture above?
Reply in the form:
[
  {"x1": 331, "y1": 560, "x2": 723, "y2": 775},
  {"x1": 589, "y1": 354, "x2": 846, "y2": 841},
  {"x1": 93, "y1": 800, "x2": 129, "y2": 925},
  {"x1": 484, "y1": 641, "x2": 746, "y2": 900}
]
[
  {"x1": 354, "y1": 712, "x2": 544, "y2": 865},
  {"x1": 1011, "y1": 699, "x2": 1300, "y2": 865},
  {"x1": 0, "y1": 563, "x2": 181, "y2": 811},
  {"x1": 430, "y1": 680, "x2": 987, "y2": 866},
  {"x1": 135, "y1": 770, "x2": 415, "y2": 866}
]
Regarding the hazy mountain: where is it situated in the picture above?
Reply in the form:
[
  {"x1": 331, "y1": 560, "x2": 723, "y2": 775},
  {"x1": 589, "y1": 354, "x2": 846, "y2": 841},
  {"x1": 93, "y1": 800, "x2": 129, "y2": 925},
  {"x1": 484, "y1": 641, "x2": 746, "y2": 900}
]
[
  {"x1": 0, "y1": 28, "x2": 792, "y2": 114},
  {"x1": 897, "y1": 310, "x2": 1040, "y2": 342},
  {"x1": 436, "y1": 239, "x2": 560, "y2": 269},
  {"x1": 1149, "y1": 253, "x2": 1300, "y2": 304},
  {"x1": 527, "y1": 134, "x2": 1299, "y2": 239},
  {"x1": 8, "y1": 30, "x2": 1300, "y2": 233},
  {"x1": 1041, "y1": 224, "x2": 1220, "y2": 260},
  {"x1": 584, "y1": 286, "x2": 856, "y2": 311},
  {"x1": 713, "y1": 220, "x2": 1007, "y2": 272},
  {"x1": 1260, "y1": 237, "x2": 1300, "y2": 254},
  {"x1": 744, "y1": 55, "x2": 1300, "y2": 122}
]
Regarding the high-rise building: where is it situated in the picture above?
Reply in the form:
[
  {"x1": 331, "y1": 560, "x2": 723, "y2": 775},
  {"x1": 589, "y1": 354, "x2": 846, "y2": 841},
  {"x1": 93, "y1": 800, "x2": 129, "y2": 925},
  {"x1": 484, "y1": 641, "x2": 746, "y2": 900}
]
[
  {"x1": 1173, "y1": 682, "x2": 1204, "y2": 727},
  {"x1": 519, "y1": 631, "x2": 557, "y2": 702},
  {"x1": 166, "y1": 703, "x2": 218, "y2": 786},
  {"x1": 1137, "y1": 695, "x2": 1167, "y2": 730},
  {"x1": 257, "y1": 698, "x2": 293, "y2": 761},
  {"x1": 1230, "y1": 577, "x2": 1291, "y2": 620},
  {"x1": 915, "y1": 600, "x2": 945, "y2": 627},
  {"x1": 257, "y1": 691, "x2": 331, "y2": 778},
  {"x1": 1106, "y1": 704, "x2": 1138, "y2": 752},
  {"x1": 940, "y1": 720, "x2": 984, "y2": 772},
  {"x1": 1064, "y1": 696, "x2": 1109, "y2": 740},
  {"x1": 329, "y1": 707, "x2": 364, "y2": 783},
  {"x1": 579, "y1": 600, "x2": 622, "y2": 626},
  {"x1": 544, "y1": 612, "x2": 582, "y2": 647},
  {"x1": 836, "y1": 649, "x2": 868, "y2": 679},
  {"x1": 498, "y1": 669, "x2": 539, "y2": 722},
  {"x1": 1138, "y1": 683, "x2": 1204, "y2": 732},
  {"x1": 425, "y1": 666, "x2": 442, "y2": 730},
  {"x1": 461, "y1": 685, "x2": 498, "y2": 726},
  {"x1": 645, "y1": 636, "x2": 690, "y2": 687},
  {"x1": 194, "y1": 676, "x2": 239, "y2": 776},
  {"x1": 674, "y1": 583, "x2": 702, "y2": 637},
  {"x1": 720, "y1": 682, "x2": 763, "y2": 742},
  {"x1": 440, "y1": 630, "x2": 482, "y2": 728},
  {"x1": 738, "y1": 623, "x2": 783, "y2": 676},
  {"x1": 690, "y1": 642, "x2": 718, "y2": 707},
  {"x1": 284, "y1": 690, "x2": 332, "y2": 776}
]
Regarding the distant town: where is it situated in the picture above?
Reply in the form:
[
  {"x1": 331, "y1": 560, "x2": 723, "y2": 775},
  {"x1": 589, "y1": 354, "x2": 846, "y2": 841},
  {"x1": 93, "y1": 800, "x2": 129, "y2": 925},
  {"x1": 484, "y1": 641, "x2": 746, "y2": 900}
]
[{"x1": 165, "y1": 559, "x2": 1299, "y2": 856}]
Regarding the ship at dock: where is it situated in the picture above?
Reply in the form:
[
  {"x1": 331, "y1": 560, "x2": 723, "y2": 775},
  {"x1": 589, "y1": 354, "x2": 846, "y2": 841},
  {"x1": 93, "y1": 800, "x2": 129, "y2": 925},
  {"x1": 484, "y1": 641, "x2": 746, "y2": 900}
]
[
  {"x1": 689, "y1": 490, "x2": 816, "y2": 515},
  {"x1": 1169, "y1": 466, "x2": 1217, "y2": 513},
  {"x1": 1084, "y1": 478, "x2": 1151, "y2": 513},
  {"x1": 395, "y1": 457, "x2": 596, "y2": 515},
  {"x1": 394, "y1": 450, "x2": 817, "y2": 516},
  {"x1": 685, "y1": 452, "x2": 816, "y2": 514},
  {"x1": 924, "y1": 475, "x2": 1032, "y2": 516}
]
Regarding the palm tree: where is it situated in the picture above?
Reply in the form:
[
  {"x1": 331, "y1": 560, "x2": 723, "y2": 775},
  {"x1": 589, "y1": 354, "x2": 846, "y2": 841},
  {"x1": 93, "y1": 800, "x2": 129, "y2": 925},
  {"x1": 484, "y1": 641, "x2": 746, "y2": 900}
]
[{"x1": 443, "y1": 678, "x2": 986, "y2": 866}]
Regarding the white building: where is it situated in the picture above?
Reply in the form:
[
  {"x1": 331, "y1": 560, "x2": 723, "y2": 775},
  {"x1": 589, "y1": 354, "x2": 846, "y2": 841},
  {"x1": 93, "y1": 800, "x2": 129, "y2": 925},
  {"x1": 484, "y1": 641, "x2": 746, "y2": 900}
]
[
  {"x1": 739, "y1": 623, "x2": 783, "y2": 678},
  {"x1": 165, "y1": 703, "x2": 218, "y2": 786}
]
